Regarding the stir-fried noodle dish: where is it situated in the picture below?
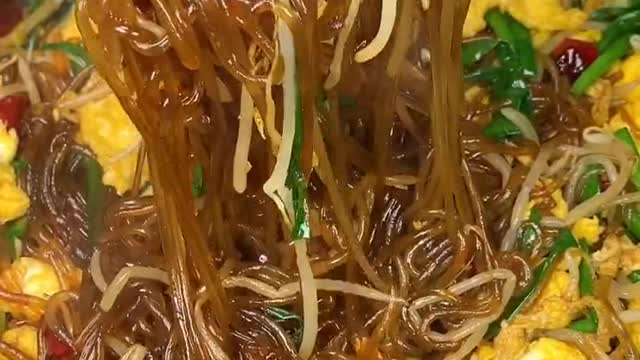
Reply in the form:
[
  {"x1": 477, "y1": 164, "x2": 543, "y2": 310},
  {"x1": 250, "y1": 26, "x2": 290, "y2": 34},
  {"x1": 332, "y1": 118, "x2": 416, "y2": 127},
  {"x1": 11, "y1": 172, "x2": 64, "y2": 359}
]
[{"x1": 7, "y1": 0, "x2": 640, "y2": 358}]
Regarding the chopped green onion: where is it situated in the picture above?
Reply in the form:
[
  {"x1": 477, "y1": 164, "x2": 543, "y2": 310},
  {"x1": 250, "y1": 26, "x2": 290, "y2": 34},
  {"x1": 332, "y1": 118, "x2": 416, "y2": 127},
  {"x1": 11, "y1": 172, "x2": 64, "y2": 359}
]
[
  {"x1": 41, "y1": 42, "x2": 91, "y2": 75},
  {"x1": 623, "y1": 206, "x2": 640, "y2": 243},
  {"x1": 11, "y1": 158, "x2": 28, "y2": 177},
  {"x1": 462, "y1": 38, "x2": 498, "y2": 67},
  {"x1": 628, "y1": 269, "x2": 640, "y2": 283},
  {"x1": 579, "y1": 164, "x2": 602, "y2": 203},
  {"x1": 579, "y1": 258, "x2": 593, "y2": 297},
  {"x1": 286, "y1": 77, "x2": 310, "y2": 240},
  {"x1": 598, "y1": 9, "x2": 640, "y2": 52},
  {"x1": 591, "y1": 7, "x2": 634, "y2": 22},
  {"x1": 573, "y1": 34, "x2": 632, "y2": 95},
  {"x1": 84, "y1": 157, "x2": 104, "y2": 243},
  {"x1": 483, "y1": 112, "x2": 522, "y2": 141},
  {"x1": 569, "y1": 308, "x2": 599, "y2": 333},
  {"x1": 5, "y1": 216, "x2": 28, "y2": 260},
  {"x1": 516, "y1": 208, "x2": 542, "y2": 252},
  {"x1": 192, "y1": 164, "x2": 206, "y2": 198},
  {"x1": 487, "y1": 230, "x2": 579, "y2": 338},
  {"x1": 485, "y1": 9, "x2": 537, "y2": 77},
  {"x1": 614, "y1": 127, "x2": 640, "y2": 189},
  {"x1": 530, "y1": 208, "x2": 543, "y2": 223}
]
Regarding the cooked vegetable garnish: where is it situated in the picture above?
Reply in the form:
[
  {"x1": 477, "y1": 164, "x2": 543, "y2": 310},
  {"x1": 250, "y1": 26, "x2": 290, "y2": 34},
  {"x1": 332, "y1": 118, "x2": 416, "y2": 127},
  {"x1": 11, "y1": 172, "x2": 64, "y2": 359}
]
[
  {"x1": 553, "y1": 39, "x2": 599, "y2": 83},
  {"x1": 572, "y1": 35, "x2": 632, "y2": 95},
  {"x1": 488, "y1": 230, "x2": 579, "y2": 337},
  {"x1": 84, "y1": 157, "x2": 104, "y2": 243},
  {"x1": 485, "y1": 9, "x2": 537, "y2": 78},
  {"x1": 579, "y1": 164, "x2": 602, "y2": 203},
  {"x1": 628, "y1": 269, "x2": 640, "y2": 283},
  {"x1": 192, "y1": 164, "x2": 205, "y2": 198},
  {"x1": 4, "y1": 216, "x2": 27, "y2": 259},
  {"x1": 462, "y1": 38, "x2": 498, "y2": 67},
  {"x1": 614, "y1": 128, "x2": 640, "y2": 188},
  {"x1": 598, "y1": 9, "x2": 640, "y2": 52},
  {"x1": 41, "y1": 41, "x2": 90, "y2": 74},
  {"x1": 483, "y1": 111, "x2": 522, "y2": 141}
]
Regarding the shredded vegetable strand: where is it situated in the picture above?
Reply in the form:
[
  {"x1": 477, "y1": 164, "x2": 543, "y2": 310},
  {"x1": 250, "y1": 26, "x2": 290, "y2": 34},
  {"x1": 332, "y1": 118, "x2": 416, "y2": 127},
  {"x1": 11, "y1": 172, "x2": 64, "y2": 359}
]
[
  {"x1": 100, "y1": 266, "x2": 170, "y2": 311},
  {"x1": 324, "y1": 0, "x2": 363, "y2": 89},
  {"x1": 294, "y1": 241, "x2": 318, "y2": 359},
  {"x1": 232, "y1": 85, "x2": 255, "y2": 193},
  {"x1": 354, "y1": 0, "x2": 398, "y2": 63}
]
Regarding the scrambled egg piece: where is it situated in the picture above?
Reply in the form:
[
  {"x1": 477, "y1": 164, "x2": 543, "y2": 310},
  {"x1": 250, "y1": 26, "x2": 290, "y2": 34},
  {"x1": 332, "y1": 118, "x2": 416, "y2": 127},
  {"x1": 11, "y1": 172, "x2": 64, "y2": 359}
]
[
  {"x1": 626, "y1": 298, "x2": 640, "y2": 352},
  {"x1": 520, "y1": 338, "x2": 586, "y2": 360},
  {"x1": 571, "y1": 217, "x2": 603, "y2": 245},
  {"x1": 0, "y1": 325, "x2": 38, "y2": 360},
  {"x1": 0, "y1": 257, "x2": 61, "y2": 299},
  {"x1": 592, "y1": 234, "x2": 638, "y2": 276},
  {"x1": 0, "y1": 163, "x2": 29, "y2": 224},
  {"x1": 0, "y1": 123, "x2": 18, "y2": 164},
  {"x1": 476, "y1": 338, "x2": 585, "y2": 360},
  {"x1": 571, "y1": 30, "x2": 602, "y2": 43},
  {"x1": 473, "y1": 343, "x2": 497, "y2": 360},
  {"x1": 75, "y1": 94, "x2": 149, "y2": 195},
  {"x1": 525, "y1": 270, "x2": 581, "y2": 328},
  {"x1": 463, "y1": 0, "x2": 588, "y2": 38},
  {"x1": 492, "y1": 268, "x2": 586, "y2": 359}
]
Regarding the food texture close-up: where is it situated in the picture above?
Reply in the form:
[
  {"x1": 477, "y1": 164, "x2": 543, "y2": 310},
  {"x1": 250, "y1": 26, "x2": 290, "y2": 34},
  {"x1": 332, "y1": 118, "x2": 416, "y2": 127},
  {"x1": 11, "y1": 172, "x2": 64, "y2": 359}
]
[{"x1": 5, "y1": 0, "x2": 640, "y2": 359}]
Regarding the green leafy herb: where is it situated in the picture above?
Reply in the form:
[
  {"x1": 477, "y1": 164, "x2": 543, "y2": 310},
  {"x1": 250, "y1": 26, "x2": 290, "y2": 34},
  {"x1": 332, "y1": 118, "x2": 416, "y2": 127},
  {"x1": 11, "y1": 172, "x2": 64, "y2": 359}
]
[
  {"x1": 569, "y1": 308, "x2": 599, "y2": 333},
  {"x1": 628, "y1": 269, "x2": 640, "y2": 283},
  {"x1": 573, "y1": 34, "x2": 632, "y2": 95},
  {"x1": 84, "y1": 157, "x2": 104, "y2": 243},
  {"x1": 11, "y1": 158, "x2": 28, "y2": 177},
  {"x1": 487, "y1": 230, "x2": 579, "y2": 338},
  {"x1": 483, "y1": 111, "x2": 522, "y2": 141},
  {"x1": 579, "y1": 164, "x2": 602, "y2": 203},
  {"x1": 286, "y1": 77, "x2": 310, "y2": 240},
  {"x1": 623, "y1": 206, "x2": 640, "y2": 243},
  {"x1": 41, "y1": 42, "x2": 91, "y2": 75},
  {"x1": 192, "y1": 164, "x2": 206, "y2": 197},
  {"x1": 598, "y1": 9, "x2": 640, "y2": 52},
  {"x1": 517, "y1": 208, "x2": 543, "y2": 252},
  {"x1": 4, "y1": 216, "x2": 28, "y2": 260},
  {"x1": 462, "y1": 38, "x2": 498, "y2": 67}
]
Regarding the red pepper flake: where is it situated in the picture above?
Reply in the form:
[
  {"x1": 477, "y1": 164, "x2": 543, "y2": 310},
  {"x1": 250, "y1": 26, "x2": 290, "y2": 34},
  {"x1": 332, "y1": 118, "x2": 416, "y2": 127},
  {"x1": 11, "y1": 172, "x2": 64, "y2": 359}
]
[
  {"x1": 0, "y1": 96, "x2": 28, "y2": 131},
  {"x1": 552, "y1": 39, "x2": 599, "y2": 83},
  {"x1": 45, "y1": 329, "x2": 73, "y2": 358}
]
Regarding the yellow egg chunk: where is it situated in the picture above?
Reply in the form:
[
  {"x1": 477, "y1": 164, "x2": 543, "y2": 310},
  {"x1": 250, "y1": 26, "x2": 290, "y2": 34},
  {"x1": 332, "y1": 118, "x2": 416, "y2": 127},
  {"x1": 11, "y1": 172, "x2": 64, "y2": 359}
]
[
  {"x1": 520, "y1": 338, "x2": 586, "y2": 360},
  {"x1": 502, "y1": 0, "x2": 587, "y2": 32},
  {"x1": 571, "y1": 217, "x2": 603, "y2": 245},
  {"x1": 0, "y1": 257, "x2": 61, "y2": 299},
  {"x1": 571, "y1": 30, "x2": 602, "y2": 43},
  {"x1": 0, "y1": 325, "x2": 38, "y2": 360},
  {"x1": 627, "y1": 299, "x2": 640, "y2": 352},
  {"x1": 0, "y1": 123, "x2": 18, "y2": 164},
  {"x1": 0, "y1": 164, "x2": 29, "y2": 224},
  {"x1": 75, "y1": 94, "x2": 149, "y2": 195},
  {"x1": 463, "y1": 0, "x2": 587, "y2": 38},
  {"x1": 473, "y1": 343, "x2": 496, "y2": 360}
]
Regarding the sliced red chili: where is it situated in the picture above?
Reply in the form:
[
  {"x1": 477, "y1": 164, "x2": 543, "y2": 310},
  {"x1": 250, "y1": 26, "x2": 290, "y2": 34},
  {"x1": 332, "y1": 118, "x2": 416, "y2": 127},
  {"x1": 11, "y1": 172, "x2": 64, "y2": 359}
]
[
  {"x1": 552, "y1": 39, "x2": 599, "y2": 83},
  {"x1": 45, "y1": 329, "x2": 74, "y2": 358},
  {"x1": 0, "y1": 0, "x2": 23, "y2": 37},
  {"x1": 0, "y1": 96, "x2": 28, "y2": 131}
]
